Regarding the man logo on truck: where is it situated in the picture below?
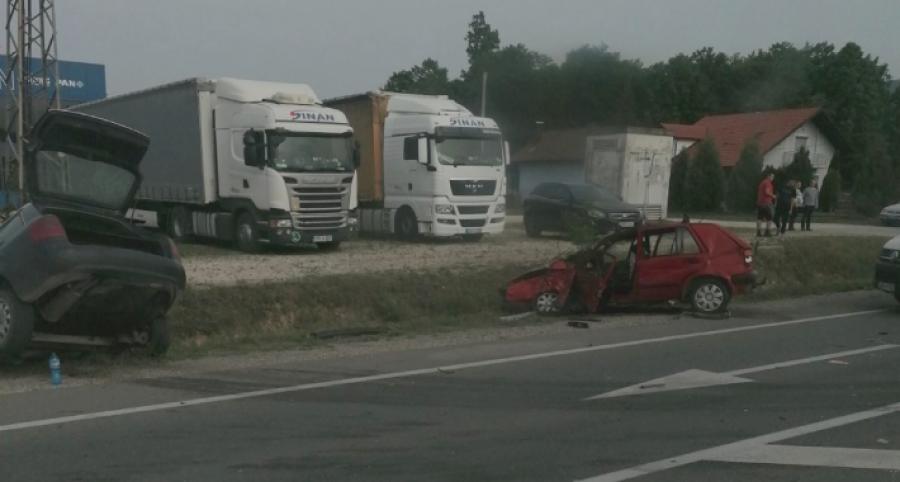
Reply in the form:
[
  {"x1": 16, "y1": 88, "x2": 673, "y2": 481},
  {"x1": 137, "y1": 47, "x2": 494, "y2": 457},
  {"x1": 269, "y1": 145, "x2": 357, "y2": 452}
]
[
  {"x1": 449, "y1": 118, "x2": 486, "y2": 127},
  {"x1": 289, "y1": 111, "x2": 336, "y2": 123}
]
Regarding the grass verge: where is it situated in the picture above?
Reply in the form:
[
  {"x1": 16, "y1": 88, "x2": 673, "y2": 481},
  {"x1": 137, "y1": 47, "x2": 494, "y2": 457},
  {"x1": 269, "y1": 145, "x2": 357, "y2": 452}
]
[{"x1": 167, "y1": 235, "x2": 888, "y2": 358}]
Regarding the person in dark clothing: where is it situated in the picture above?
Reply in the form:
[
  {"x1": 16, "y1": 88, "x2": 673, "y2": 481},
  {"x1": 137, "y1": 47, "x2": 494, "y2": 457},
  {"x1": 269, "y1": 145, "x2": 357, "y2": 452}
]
[{"x1": 774, "y1": 180, "x2": 795, "y2": 235}]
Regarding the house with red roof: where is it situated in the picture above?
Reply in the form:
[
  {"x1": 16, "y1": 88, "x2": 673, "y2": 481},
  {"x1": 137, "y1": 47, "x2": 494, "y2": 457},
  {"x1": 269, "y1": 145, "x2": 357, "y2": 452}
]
[{"x1": 663, "y1": 107, "x2": 841, "y2": 181}]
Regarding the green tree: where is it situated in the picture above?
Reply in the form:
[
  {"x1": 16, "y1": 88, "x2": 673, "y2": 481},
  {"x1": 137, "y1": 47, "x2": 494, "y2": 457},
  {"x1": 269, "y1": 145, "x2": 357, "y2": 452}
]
[
  {"x1": 384, "y1": 58, "x2": 450, "y2": 94},
  {"x1": 465, "y1": 11, "x2": 500, "y2": 66},
  {"x1": 725, "y1": 139, "x2": 763, "y2": 212},
  {"x1": 783, "y1": 147, "x2": 816, "y2": 187},
  {"x1": 668, "y1": 150, "x2": 689, "y2": 211},
  {"x1": 684, "y1": 139, "x2": 725, "y2": 211},
  {"x1": 819, "y1": 168, "x2": 842, "y2": 212},
  {"x1": 851, "y1": 134, "x2": 896, "y2": 215}
]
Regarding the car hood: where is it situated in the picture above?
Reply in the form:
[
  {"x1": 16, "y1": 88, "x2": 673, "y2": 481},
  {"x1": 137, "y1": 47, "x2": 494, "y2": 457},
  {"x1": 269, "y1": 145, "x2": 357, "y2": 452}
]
[
  {"x1": 586, "y1": 200, "x2": 641, "y2": 213},
  {"x1": 26, "y1": 110, "x2": 149, "y2": 215},
  {"x1": 882, "y1": 203, "x2": 900, "y2": 212}
]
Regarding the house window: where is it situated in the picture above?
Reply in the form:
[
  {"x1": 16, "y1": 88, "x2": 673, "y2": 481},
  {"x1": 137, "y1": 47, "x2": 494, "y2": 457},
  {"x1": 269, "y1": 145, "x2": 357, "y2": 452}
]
[{"x1": 795, "y1": 136, "x2": 808, "y2": 151}]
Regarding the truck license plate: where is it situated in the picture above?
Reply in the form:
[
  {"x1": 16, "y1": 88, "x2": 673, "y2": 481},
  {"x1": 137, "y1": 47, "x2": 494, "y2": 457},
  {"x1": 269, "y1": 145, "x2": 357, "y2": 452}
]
[
  {"x1": 465, "y1": 228, "x2": 482, "y2": 234},
  {"x1": 619, "y1": 221, "x2": 635, "y2": 228},
  {"x1": 877, "y1": 281, "x2": 895, "y2": 292},
  {"x1": 313, "y1": 235, "x2": 332, "y2": 243}
]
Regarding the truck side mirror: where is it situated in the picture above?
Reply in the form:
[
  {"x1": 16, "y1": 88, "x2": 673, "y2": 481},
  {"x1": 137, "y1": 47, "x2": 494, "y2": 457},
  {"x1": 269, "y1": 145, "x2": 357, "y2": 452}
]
[
  {"x1": 243, "y1": 131, "x2": 267, "y2": 168},
  {"x1": 504, "y1": 141, "x2": 511, "y2": 166},
  {"x1": 417, "y1": 137, "x2": 429, "y2": 166}
]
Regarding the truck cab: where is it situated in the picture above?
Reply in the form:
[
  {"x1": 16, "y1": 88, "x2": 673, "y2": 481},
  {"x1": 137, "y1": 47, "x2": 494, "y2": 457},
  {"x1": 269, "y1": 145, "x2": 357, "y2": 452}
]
[
  {"x1": 328, "y1": 92, "x2": 507, "y2": 241},
  {"x1": 213, "y1": 79, "x2": 356, "y2": 250}
]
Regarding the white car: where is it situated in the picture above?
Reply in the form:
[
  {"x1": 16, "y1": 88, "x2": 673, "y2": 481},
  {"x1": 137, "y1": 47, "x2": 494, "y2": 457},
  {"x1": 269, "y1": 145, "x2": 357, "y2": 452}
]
[{"x1": 880, "y1": 202, "x2": 900, "y2": 226}]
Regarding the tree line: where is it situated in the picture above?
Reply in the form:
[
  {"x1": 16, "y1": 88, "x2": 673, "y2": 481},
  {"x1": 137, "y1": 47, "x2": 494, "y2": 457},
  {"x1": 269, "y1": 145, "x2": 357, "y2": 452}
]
[{"x1": 384, "y1": 12, "x2": 900, "y2": 214}]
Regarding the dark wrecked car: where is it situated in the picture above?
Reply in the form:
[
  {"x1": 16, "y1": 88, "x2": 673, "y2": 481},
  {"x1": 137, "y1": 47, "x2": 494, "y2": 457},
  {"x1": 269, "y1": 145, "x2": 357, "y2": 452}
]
[
  {"x1": 523, "y1": 182, "x2": 643, "y2": 238},
  {"x1": 0, "y1": 110, "x2": 185, "y2": 361},
  {"x1": 503, "y1": 222, "x2": 760, "y2": 315}
]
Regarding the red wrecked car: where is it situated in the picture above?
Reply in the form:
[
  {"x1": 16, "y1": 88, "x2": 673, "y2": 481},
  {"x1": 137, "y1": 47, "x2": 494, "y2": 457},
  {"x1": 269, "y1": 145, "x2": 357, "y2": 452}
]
[{"x1": 503, "y1": 222, "x2": 760, "y2": 314}]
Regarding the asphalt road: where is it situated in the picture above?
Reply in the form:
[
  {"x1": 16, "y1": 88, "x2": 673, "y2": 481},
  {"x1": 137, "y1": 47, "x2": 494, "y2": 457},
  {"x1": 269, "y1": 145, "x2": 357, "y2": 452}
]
[{"x1": 2, "y1": 291, "x2": 900, "y2": 481}]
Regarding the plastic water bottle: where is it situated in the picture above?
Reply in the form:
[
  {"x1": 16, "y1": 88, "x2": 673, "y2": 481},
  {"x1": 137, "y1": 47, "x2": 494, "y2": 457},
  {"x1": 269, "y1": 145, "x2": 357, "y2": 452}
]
[{"x1": 49, "y1": 353, "x2": 61, "y2": 386}]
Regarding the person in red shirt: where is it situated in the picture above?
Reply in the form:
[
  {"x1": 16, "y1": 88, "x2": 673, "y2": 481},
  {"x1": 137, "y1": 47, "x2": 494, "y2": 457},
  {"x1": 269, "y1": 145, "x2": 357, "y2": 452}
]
[{"x1": 756, "y1": 172, "x2": 776, "y2": 237}]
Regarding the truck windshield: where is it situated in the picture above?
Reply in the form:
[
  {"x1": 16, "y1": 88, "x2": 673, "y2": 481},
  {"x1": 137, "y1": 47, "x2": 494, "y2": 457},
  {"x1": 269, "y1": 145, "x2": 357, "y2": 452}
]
[
  {"x1": 435, "y1": 136, "x2": 503, "y2": 167},
  {"x1": 267, "y1": 132, "x2": 354, "y2": 172}
]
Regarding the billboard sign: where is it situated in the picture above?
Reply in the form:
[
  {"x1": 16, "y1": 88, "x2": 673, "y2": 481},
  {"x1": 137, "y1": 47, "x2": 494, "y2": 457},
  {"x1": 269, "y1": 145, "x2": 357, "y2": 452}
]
[{"x1": 0, "y1": 55, "x2": 106, "y2": 103}]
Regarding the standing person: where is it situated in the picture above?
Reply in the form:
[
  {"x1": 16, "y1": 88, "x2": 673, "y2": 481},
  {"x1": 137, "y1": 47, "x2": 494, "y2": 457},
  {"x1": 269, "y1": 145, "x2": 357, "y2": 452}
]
[
  {"x1": 756, "y1": 173, "x2": 776, "y2": 237},
  {"x1": 788, "y1": 180, "x2": 803, "y2": 231},
  {"x1": 774, "y1": 180, "x2": 795, "y2": 236},
  {"x1": 802, "y1": 179, "x2": 819, "y2": 231}
]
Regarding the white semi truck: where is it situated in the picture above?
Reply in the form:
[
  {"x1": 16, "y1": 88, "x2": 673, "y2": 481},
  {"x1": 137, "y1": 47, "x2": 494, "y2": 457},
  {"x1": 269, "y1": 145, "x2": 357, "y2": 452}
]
[
  {"x1": 325, "y1": 92, "x2": 507, "y2": 241},
  {"x1": 74, "y1": 77, "x2": 356, "y2": 252}
]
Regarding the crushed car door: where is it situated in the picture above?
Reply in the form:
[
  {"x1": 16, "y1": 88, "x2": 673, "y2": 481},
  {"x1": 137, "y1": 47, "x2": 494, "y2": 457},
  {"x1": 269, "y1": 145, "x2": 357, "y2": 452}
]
[{"x1": 634, "y1": 227, "x2": 705, "y2": 301}]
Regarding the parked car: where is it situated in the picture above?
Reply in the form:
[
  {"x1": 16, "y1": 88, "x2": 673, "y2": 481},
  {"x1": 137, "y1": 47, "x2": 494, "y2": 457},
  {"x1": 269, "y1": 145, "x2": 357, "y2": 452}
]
[
  {"x1": 503, "y1": 222, "x2": 759, "y2": 314},
  {"x1": 874, "y1": 235, "x2": 900, "y2": 302},
  {"x1": 880, "y1": 202, "x2": 900, "y2": 226},
  {"x1": 0, "y1": 110, "x2": 186, "y2": 361},
  {"x1": 523, "y1": 182, "x2": 643, "y2": 238}
]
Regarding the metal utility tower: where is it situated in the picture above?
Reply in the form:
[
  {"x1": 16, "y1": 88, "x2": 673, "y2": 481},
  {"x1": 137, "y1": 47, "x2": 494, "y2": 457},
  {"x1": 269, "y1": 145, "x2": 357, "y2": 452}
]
[{"x1": 2, "y1": 0, "x2": 60, "y2": 197}]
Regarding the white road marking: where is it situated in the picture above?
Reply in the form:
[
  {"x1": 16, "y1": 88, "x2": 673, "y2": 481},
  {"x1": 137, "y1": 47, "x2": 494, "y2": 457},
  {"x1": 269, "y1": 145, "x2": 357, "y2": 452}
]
[
  {"x1": 0, "y1": 309, "x2": 885, "y2": 434},
  {"x1": 576, "y1": 401, "x2": 900, "y2": 481},
  {"x1": 709, "y1": 444, "x2": 900, "y2": 471},
  {"x1": 585, "y1": 344, "x2": 899, "y2": 400}
]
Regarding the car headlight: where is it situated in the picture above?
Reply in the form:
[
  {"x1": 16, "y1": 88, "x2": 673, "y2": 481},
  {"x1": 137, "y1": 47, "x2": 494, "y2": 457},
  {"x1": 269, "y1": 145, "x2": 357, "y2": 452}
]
[
  {"x1": 588, "y1": 209, "x2": 607, "y2": 219},
  {"x1": 269, "y1": 218, "x2": 292, "y2": 228},
  {"x1": 494, "y1": 203, "x2": 505, "y2": 214},
  {"x1": 435, "y1": 204, "x2": 455, "y2": 215},
  {"x1": 889, "y1": 250, "x2": 900, "y2": 263}
]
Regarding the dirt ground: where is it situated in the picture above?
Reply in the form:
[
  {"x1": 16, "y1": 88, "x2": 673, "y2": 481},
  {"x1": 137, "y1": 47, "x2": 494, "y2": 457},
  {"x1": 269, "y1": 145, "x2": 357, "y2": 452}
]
[{"x1": 183, "y1": 220, "x2": 574, "y2": 287}]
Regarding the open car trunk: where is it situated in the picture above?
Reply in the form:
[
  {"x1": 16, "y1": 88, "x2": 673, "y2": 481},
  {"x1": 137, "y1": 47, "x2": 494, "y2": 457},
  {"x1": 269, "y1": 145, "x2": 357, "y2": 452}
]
[{"x1": 44, "y1": 207, "x2": 165, "y2": 256}]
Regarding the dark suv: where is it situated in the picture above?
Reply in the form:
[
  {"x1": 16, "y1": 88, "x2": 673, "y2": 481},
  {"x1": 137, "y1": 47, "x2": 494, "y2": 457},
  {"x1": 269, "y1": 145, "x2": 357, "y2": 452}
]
[{"x1": 523, "y1": 182, "x2": 643, "y2": 238}]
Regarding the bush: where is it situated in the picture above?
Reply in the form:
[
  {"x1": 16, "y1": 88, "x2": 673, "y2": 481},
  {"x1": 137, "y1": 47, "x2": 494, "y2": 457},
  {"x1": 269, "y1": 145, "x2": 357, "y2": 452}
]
[
  {"x1": 668, "y1": 150, "x2": 689, "y2": 211},
  {"x1": 684, "y1": 138, "x2": 725, "y2": 211},
  {"x1": 819, "y1": 169, "x2": 841, "y2": 212},
  {"x1": 783, "y1": 147, "x2": 816, "y2": 187},
  {"x1": 726, "y1": 140, "x2": 763, "y2": 212}
]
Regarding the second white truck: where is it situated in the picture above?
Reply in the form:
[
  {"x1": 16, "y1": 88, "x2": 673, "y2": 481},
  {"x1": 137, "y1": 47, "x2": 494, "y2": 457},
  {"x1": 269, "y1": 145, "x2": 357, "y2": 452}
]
[
  {"x1": 325, "y1": 91, "x2": 507, "y2": 241},
  {"x1": 74, "y1": 77, "x2": 356, "y2": 252}
]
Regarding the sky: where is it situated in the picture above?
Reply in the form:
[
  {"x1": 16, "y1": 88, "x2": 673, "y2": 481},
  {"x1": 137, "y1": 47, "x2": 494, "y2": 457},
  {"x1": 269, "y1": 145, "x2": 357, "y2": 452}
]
[{"x1": 49, "y1": 0, "x2": 900, "y2": 99}]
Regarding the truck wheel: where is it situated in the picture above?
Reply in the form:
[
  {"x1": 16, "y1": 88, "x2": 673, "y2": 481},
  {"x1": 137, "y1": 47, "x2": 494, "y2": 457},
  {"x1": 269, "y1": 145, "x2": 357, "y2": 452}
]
[
  {"x1": 235, "y1": 212, "x2": 261, "y2": 253},
  {"x1": 395, "y1": 208, "x2": 418, "y2": 241},
  {"x1": 317, "y1": 241, "x2": 341, "y2": 250},
  {"x1": 689, "y1": 278, "x2": 730, "y2": 314},
  {"x1": 0, "y1": 288, "x2": 33, "y2": 362},
  {"x1": 165, "y1": 206, "x2": 192, "y2": 242},
  {"x1": 524, "y1": 213, "x2": 541, "y2": 238}
]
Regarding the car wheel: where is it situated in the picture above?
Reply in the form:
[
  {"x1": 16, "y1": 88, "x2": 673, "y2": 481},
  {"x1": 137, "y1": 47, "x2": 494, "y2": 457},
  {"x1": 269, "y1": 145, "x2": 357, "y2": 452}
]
[
  {"x1": 534, "y1": 291, "x2": 561, "y2": 314},
  {"x1": 133, "y1": 315, "x2": 170, "y2": 356},
  {"x1": 234, "y1": 212, "x2": 261, "y2": 253},
  {"x1": 524, "y1": 213, "x2": 541, "y2": 238},
  {"x1": 395, "y1": 208, "x2": 418, "y2": 241},
  {"x1": 165, "y1": 206, "x2": 192, "y2": 242},
  {"x1": 461, "y1": 233, "x2": 483, "y2": 242},
  {"x1": 689, "y1": 278, "x2": 730, "y2": 314},
  {"x1": 316, "y1": 241, "x2": 342, "y2": 250},
  {"x1": 0, "y1": 288, "x2": 34, "y2": 362}
]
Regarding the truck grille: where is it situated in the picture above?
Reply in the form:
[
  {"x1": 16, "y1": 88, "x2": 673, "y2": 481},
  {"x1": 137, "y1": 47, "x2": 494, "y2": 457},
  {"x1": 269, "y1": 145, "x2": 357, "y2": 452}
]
[
  {"x1": 459, "y1": 219, "x2": 486, "y2": 228},
  {"x1": 450, "y1": 180, "x2": 496, "y2": 196},
  {"x1": 291, "y1": 186, "x2": 348, "y2": 230},
  {"x1": 457, "y1": 205, "x2": 490, "y2": 215}
]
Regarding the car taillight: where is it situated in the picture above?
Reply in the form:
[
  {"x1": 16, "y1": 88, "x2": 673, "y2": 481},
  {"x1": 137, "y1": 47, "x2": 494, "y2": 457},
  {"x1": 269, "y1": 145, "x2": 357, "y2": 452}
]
[
  {"x1": 743, "y1": 249, "x2": 753, "y2": 265},
  {"x1": 28, "y1": 215, "x2": 67, "y2": 242},
  {"x1": 167, "y1": 238, "x2": 181, "y2": 261}
]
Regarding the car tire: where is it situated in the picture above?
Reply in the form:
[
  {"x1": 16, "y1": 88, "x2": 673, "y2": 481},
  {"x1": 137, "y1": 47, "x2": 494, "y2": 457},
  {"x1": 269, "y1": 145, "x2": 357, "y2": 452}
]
[
  {"x1": 165, "y1": 206, "x2": 192, "y2": 242},
  {"x1": 524, "y1": 212, "x2": 541, "y2": 238},
  {"x1": 395, "y1": 208, "x2": 418, "y2": 241},
  {"x1": 234, "y1": 212, "x2": 261, "y2": 253},
  {"x1": 461, "y1": 233, "x2": 484, "y2": 242},
  {"x1": 0, "y1": 288, "x2": 34, "y2": 362},
  {"x1": 145, "y1": 315, "x2": 170, "y2": 356},
  {"x1": 689, "y1": 278, "x2": 730, "y2": 314},
  {"x1": 534, "y1": 291, "x2": 561, "y2": 314},
  {"x1": 317, "y1": 241, "x2": 342, "y2": 250}
]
